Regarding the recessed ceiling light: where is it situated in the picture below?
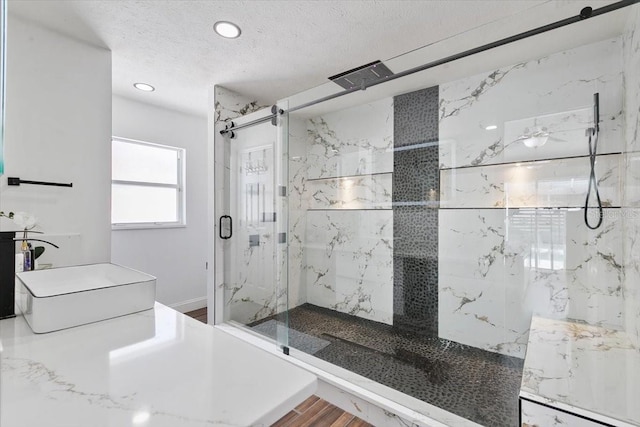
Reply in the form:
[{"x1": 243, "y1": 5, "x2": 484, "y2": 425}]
[
  {"x1": 133, "y1": 83, "x2": 155, "y2": 92},
  {"x1": 485, "y1": 125, "x2": 498, "y2": 130},
  {"x1": 214, "y1": 21, "x2": 241, "y2": 39}
]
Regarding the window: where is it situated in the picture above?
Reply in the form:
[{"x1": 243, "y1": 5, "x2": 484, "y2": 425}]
[{"x1": 111, "y1": 137, "x2": 185, "y2": 228}]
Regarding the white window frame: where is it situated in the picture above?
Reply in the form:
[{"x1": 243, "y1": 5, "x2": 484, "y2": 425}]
[{"x1": 111, "y1": 136, "x2": 186, "y2": 230}]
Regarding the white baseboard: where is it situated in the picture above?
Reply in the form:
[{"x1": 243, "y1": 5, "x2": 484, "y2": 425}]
[{"x1": 169, "y1": 297, "x2": 207, "y2": 313}]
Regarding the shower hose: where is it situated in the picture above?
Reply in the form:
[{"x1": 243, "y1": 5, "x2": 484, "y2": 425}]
[{"x1": 584, "y1": 125, "x2": 603, "y2": 230}]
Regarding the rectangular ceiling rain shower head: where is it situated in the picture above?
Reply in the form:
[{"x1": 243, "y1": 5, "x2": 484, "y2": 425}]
[{"x1": 328, "y1": 60, "x2": 395, "y2": 90}]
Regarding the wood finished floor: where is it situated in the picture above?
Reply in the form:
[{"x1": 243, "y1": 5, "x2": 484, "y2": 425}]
[
  {"x1": 185, "y1": 307, "x2": 208, "y2": 323},
  {"x1": 272, "y1": 395, "x2": 373, "y2": 427},
  {"x1": 184, "y1": 308, "x2": 373, "y2": 427}
]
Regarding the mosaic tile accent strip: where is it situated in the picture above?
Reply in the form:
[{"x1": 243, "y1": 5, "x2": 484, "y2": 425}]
[
  {"x1": 394, "y1": 86, "x2": 439, "y2": 148},
  {"x1": 393, "y1": 86, "x2": 440, "y2": 336}
]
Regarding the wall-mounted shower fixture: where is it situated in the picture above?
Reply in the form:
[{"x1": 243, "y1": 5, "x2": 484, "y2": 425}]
[
  {"x1": 328, "y1": 60, "x2": 395, "y2": 91},
  {"x1": 584, "y1": 92, "x2": 603, "y2": 230}
]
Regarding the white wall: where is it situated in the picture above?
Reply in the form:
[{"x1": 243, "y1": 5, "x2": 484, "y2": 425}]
[
  {"x1": 111, "y1": 96, "x2": 208, "y2": 311},
  {"x1": 0, "y1": 15, "x2": 111, "y2": 266}
]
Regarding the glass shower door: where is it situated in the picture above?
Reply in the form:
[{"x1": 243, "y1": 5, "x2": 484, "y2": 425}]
[{"x1": 217, "y1": 110, "x2": 289, "y2": 352}]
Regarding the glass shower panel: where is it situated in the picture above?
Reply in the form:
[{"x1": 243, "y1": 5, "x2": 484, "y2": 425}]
[
  {"x1": 221, "y1": 120, "x2": 283, "y2": 335},
  {"x1": 298, "y1": 98, "x2": 394, "y2": 325},
  {"x1": 260, "y1": 6, "x2": 637, "y2": 426},
  {"x1": 274, "y1": 100, "x2": 290, "y2": 352},
  {"x1": 0, "y1": 0, "x2": 5, "y2": 175}
]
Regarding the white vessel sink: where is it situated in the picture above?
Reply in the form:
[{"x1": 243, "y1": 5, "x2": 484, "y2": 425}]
[{"x1": 16, "y1": 263, "x2": 156, "y2": 333}]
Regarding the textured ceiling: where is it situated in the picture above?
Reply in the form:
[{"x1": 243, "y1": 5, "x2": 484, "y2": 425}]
[{"x1": 8, "y1": 0, "x2": 555, "y2": 117}]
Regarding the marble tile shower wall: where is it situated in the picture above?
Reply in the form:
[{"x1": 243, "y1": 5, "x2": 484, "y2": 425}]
[
  {"x1": 623, "y1": 5, "x2": 640, "y2": 349},
  {"x1": 289, "y1": 99, "x2": 395, "y2": 325},
  {"x1": 438, "y1": 37, "x2": 628, "y2": 358}
]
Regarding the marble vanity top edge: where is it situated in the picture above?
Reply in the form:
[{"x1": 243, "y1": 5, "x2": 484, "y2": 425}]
[{"x1": 0, "y1": 302, "x2": 318, "y2": 427}]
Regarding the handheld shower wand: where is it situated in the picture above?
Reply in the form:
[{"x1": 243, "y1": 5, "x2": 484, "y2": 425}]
[{"x1": 584, "y1": 93, "x2": 603, "y2": 230}]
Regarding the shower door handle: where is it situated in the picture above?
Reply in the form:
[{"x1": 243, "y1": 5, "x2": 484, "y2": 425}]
[{"x1": 219, "y1": 215, "x2": 233, "y2": 239}]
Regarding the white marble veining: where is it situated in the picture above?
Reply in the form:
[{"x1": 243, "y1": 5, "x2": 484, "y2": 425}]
[
  {"x1": 622, "y1": 205, "x2": 640, "y2": 348},
  {"x1": 0, "y1": 304, "x2": 317, "y2": 427},
  {"x1": 437, "y1": 35, "x2": 630, "y2": 358},
  {"x1": 521, "y1": 399, "x2": 602, "y2": 427},
  {"x1": 520, "y1": 317, "x2": 640, "y2": 427},
  {"x1": 315, "y1": 380, "x2": 479, "y2": 427},
  {"x1": 213, "y1": 86, "x2": 273, "y2": 325},
  {"x1": 439, "y1": 37, "x2": 624, "y2": 169},
  {"x1": 440, "y1": 154, "x2": 622, "y2": 209},
  {"x1": 439, "y1": 209, "x2": 528, "y2": 357},
  {"x1": 287, "y1": 117, "x2": 312, "y2": 310},
  {"x1": 439, "y1": 209, "x2": 624, "y2": 358},
  {"x1": 624, "y1": 152, "x2": 640, "y2": 207},
  {"x1": 214, "y1": 86, "x2": 267, "y2": 124},
  {"x1": 624, "y1": 5, "x2": 640, "y2": 155},
  {"x1": 623, "y1": 4, "x2": 640, "y2": 349},
  {"x1": 307, "y1": 173, "x2": 392, "y2": 210},
  {"x1": 287, "y1": 100, "x2": 395, "y2": 325},
  {"x1": 305, "y1": 210, "x2": 393, "y2": 325},
  {"x1": 306, "y1": 98, "x2": 393, "y2": 179}
]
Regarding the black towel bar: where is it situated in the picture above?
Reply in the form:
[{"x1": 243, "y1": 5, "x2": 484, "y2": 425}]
[{"x1": 7, "y1": 177, "x2": 73, "y2": 187}]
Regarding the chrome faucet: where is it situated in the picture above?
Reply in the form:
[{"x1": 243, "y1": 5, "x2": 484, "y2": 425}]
[{"x1": 0, "y1": 231, "x2": 59, "y2": 319}]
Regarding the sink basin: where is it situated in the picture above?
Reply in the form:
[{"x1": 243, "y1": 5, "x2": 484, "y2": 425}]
[{"x1": 16, "y1": 263, "x2": 156, "y2": 333}]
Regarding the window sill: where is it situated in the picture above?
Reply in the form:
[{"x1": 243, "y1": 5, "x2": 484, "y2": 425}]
[{"x1": 112, "y1": 223, "x2": 187, "y2": 231}]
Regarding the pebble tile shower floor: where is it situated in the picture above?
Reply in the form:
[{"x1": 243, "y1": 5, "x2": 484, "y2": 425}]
[{"x1": 251, "y1": 304, "x2": 524, "y2": 427}]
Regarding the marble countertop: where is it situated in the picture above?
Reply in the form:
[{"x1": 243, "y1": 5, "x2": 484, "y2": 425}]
[
  {"x1": 0, "y1": 303, "x2": 317, "y2": 427},
  {"x1": 520, "y1": 316, "x2": 640, "y2": 426}
]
